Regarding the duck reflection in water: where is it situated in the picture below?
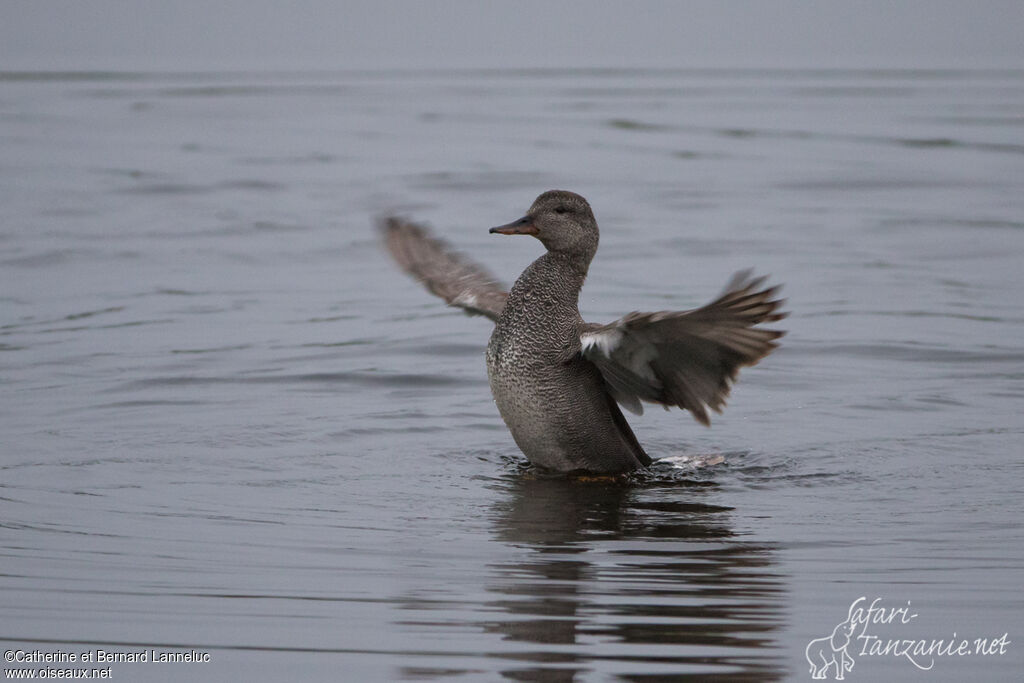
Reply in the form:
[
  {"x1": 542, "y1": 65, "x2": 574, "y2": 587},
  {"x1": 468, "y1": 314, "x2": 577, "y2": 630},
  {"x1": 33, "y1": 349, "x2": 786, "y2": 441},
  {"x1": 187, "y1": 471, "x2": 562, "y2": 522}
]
[{"x1": 484, "y1": 473, "x2": 787, "y2": 682}]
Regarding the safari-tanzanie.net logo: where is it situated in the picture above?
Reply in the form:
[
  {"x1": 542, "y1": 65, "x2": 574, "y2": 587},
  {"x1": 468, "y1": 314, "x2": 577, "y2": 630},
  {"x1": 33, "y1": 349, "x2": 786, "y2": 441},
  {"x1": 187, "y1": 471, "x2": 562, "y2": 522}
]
[{"x1": 805, "y1": 596, "x2": 1010, "y2": 680}]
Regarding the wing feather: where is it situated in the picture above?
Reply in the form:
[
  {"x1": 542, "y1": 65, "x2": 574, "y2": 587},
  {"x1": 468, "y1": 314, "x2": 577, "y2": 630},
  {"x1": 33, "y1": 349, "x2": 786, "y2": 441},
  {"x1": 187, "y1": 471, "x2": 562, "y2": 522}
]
[
  {"x1": 379, "y1": 217, "x2": 508, "y2": 321},
  {"x1": 581, "y1": 271, "x2": 786, "y2": 426}
]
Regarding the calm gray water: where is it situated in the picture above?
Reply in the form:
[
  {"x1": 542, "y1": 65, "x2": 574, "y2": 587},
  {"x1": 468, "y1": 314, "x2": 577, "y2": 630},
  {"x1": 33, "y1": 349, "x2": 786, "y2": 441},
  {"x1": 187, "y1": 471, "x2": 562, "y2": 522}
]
[{"x1": 2, "y1": 68, "x2": 1023, "y2": 681}]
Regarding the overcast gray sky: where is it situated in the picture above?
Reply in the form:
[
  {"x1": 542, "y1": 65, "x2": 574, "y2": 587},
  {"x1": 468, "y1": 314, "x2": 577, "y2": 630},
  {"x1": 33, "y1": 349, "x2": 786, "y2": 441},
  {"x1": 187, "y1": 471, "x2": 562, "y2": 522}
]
[{"x1": 2, "y1": 0, "x2": 1022, "y2": 70}]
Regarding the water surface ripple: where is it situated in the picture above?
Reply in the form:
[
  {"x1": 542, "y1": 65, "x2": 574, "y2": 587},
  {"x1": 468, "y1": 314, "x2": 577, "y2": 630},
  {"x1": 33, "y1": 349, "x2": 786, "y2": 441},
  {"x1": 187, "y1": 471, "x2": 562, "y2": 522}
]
[{"x1": 1, "y1": 68, "x2": 1022, "y2": 681}]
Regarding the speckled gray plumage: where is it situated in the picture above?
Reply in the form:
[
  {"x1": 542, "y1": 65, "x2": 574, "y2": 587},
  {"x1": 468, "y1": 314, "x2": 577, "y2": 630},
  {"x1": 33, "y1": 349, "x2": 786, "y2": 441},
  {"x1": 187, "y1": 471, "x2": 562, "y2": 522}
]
[
  {"x1": 380, "y1": 190, "x2": 786, "y2": 474},
  {"x1": 485, "y1": 249, "x2": 651, "y2": 473}
]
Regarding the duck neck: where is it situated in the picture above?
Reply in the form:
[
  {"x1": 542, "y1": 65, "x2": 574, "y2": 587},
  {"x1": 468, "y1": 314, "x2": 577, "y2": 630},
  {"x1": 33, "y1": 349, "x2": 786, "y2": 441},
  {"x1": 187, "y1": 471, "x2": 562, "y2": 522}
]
[
  {"x1": 513, "y1": 250, "x2": 589, "y2": 310},
  {"x1": 547, "y1": 248, "x2": 591, "y2": 280}
]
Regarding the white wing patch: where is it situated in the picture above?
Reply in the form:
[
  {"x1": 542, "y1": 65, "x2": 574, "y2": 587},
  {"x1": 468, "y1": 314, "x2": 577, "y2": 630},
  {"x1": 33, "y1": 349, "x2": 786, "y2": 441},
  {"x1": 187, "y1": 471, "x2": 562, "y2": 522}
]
[
  {"x1": 580, "y1": 328, "x2": 622, "y2": 357},
  {"x1": 452, "y1": 292, "x2": 478, "y2": 309}
]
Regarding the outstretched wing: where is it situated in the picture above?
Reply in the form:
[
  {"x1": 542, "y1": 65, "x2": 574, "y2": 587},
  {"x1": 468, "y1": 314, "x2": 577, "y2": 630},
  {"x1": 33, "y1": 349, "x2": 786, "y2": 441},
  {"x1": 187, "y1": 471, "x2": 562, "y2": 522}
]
[
  {"x1": 580, "y1": 270, "x2": 786, "y2": 426},
  {"x1": 379, "y1": 217, "x2": 509, "y2": 322}
]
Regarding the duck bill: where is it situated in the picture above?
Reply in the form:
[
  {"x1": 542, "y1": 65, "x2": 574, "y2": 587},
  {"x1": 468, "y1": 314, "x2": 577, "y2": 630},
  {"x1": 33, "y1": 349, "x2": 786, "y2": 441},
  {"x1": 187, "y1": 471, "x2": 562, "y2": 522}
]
[{"x1": 489, "y1": 216, "x2": 538, "y2": 236}]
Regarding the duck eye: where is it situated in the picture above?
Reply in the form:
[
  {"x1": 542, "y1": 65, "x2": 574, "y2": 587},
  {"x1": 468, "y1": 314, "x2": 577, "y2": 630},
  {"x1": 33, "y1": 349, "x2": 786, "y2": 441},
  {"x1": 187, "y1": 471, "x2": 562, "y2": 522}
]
[{"x1": 554, "y1": 206, "x2": 569, "y2": 215}]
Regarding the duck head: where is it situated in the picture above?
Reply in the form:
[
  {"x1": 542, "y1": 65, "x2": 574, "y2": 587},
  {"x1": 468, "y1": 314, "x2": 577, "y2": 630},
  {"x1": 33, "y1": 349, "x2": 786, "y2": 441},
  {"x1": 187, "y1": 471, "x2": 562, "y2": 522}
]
[{"x1": 490, "y1": 190, "x2": 599, "y2": 261}]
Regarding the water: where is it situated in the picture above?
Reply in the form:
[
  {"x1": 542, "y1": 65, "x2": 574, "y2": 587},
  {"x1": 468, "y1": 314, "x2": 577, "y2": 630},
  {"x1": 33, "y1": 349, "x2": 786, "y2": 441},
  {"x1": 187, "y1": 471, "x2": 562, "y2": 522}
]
[{"x1": 2, "y1": 68, "x2": 1023, "y2": 681}]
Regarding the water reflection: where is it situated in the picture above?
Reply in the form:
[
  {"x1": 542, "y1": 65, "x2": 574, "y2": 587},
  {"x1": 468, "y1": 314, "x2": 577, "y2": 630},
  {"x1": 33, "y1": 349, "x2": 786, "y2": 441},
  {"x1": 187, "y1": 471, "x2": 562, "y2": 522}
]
[{"x1": 485, "y1": 475, "x2": 787, "y2": 681}]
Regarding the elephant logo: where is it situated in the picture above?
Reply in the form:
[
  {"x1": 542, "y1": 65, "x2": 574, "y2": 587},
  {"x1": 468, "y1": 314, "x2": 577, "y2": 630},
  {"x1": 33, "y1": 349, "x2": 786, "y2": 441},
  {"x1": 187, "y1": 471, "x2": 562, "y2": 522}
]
[{"x1": 806, "y1": 605, "x2": 858, "y2": 680}]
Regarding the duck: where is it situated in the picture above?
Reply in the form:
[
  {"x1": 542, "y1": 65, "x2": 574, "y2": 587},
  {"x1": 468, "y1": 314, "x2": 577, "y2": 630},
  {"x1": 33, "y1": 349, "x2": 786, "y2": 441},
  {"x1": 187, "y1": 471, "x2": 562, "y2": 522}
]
[{"x1": 381, "y1": 190, "x2": 785, "y2": 473}]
